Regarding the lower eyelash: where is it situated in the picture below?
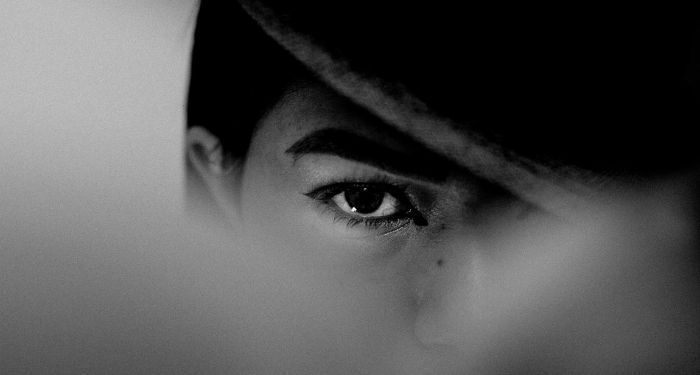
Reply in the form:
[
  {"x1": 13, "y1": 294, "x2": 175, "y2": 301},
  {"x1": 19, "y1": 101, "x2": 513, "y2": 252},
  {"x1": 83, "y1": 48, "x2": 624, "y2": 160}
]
[
  {"x1": 317, "y1": 199, "x2": 412, "y2": 231},
  {"x1": 339, "y1": 214, "x2": 411, "y2": 230}
]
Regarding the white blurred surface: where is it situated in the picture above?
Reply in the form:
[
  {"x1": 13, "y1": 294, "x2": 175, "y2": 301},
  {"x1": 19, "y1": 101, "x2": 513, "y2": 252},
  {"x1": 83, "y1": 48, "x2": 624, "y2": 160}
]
[
  {"x1": 1, "y1": 1, "x2": 202, "y2": 373},
  {"x1": 0, "y1": 0, "x2": 196, "y2": 214}
]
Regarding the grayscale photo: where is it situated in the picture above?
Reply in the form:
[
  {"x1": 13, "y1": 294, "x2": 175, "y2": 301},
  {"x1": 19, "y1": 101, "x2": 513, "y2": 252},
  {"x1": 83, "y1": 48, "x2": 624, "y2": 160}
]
[{"x1": 2, "y1": 1, "x2": 700, "y2": 374}]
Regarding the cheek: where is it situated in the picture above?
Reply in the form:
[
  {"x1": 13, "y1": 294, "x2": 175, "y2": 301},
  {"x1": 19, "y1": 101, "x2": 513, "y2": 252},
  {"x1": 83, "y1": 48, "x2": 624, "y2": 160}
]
[{"x1": 233, "y1": 154, "x2": 420, "y2": 366}]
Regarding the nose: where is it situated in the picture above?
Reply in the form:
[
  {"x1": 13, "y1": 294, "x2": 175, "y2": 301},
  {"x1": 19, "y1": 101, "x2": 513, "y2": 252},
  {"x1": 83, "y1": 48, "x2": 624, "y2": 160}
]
[{"x1": 411, "y1": 230, "x2": 486, "y2": 348}]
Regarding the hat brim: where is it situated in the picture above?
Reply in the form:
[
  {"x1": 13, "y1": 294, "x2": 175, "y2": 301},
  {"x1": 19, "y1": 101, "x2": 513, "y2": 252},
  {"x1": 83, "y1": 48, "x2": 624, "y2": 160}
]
[{"x1": 238, "y1": 0, "x2": 700, "y2": 214}]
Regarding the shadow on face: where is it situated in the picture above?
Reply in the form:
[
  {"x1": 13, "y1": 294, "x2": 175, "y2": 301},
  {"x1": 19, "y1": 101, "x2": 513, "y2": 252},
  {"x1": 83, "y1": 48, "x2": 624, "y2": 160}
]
[{"x1": 185, "y1": 79, "x2": 700, "y2": 374}]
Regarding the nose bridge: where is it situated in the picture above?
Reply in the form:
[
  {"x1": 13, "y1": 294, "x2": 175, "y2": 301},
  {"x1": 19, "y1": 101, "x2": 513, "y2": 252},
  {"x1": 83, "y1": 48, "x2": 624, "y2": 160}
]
[{"x1": 411, "y1": 227, "x2": 486, "y2": 348}]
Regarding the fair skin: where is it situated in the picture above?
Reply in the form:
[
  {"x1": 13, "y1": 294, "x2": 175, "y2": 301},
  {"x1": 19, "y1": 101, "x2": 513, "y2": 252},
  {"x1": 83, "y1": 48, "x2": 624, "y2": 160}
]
[{"x1": 187, "y1": 79, "x2": 700, "y2": 374}]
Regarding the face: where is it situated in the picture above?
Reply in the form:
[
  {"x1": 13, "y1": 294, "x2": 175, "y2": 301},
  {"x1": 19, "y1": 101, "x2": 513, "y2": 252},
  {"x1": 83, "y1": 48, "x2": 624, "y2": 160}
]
[{"x1": 187, "y1": 80, "x2": 700, "y2": 374}]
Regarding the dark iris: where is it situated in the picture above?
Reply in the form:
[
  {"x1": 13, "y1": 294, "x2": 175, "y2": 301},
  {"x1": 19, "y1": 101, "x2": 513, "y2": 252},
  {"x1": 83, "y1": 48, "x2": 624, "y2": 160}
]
[{"x1": 344, "y1": 186, "x2": 385, "y2": 214}]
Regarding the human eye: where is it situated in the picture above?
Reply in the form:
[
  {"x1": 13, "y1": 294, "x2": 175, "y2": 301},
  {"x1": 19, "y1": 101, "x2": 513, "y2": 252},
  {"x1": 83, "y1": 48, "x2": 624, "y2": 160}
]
[{"x1": 304, "y1": 179, "x2": 428, "y2": 233}]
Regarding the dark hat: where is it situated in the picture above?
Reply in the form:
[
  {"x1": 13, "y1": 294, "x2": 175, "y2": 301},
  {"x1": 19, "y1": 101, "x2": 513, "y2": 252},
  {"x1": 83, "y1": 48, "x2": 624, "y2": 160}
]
[{"x1": 190, "y1": 1, "x2": 700, "y2": 208}]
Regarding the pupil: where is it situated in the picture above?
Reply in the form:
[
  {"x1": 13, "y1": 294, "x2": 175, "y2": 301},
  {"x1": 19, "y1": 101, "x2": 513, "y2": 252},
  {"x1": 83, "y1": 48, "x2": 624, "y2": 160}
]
[{"x1": 344, "y1": 187, "x2": 384, "y2": 214}]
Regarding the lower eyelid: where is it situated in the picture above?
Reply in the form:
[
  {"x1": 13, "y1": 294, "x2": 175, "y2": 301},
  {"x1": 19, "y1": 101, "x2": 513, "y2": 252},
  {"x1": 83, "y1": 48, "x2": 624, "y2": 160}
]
[
  {"x1": 341, "y1": 214, "x2": 413, "y2": 233},
  {"x1": 316, "y1": 198, "x2": 413, "y2": 232}
]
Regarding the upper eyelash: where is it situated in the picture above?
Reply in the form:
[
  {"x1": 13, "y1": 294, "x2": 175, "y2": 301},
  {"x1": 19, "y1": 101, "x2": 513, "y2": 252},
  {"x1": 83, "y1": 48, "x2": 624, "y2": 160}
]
[{"x1": 303, "y1": 176, "x2": 409, "y2": 201}]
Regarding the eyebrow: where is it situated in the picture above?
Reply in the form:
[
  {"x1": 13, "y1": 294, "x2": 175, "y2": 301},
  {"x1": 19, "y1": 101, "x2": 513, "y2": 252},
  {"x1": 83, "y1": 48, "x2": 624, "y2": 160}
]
[{"x1": 285, "y1": 128, "x2": 451, "y2": 183}]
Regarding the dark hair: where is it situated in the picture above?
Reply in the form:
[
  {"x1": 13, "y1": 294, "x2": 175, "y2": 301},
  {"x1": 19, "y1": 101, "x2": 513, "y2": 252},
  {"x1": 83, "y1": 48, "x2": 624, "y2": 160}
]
[{"x1": 186, "y1": 0, "x2": 305, "y2": 160}]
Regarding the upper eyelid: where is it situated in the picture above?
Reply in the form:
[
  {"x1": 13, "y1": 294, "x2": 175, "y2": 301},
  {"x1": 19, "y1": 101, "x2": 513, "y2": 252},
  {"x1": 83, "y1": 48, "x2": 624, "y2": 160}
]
[
  {"x1": 290, "y1": 144, "x2": 539, "y2": 215},
  {"x1": 304, "y1": 181, "x2": 410, "y2": 202}
]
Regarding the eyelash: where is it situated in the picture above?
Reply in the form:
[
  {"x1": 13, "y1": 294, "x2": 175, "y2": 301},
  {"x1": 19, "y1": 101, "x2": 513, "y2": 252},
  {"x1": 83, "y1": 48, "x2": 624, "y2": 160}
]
[{"x1": 304, "y1": 177, "x2": 427, "y2": 231}]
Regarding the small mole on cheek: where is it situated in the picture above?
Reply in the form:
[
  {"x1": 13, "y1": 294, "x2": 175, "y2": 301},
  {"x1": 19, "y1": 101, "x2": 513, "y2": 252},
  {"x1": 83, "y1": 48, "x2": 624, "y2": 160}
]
[{"x1": 436, "y1": 259, "x2": 444, "y2": 267}]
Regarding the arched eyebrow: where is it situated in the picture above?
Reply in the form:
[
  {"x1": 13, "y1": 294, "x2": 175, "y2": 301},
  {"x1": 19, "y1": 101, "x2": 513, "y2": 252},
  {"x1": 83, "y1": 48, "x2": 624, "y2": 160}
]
[{"x1": 285, "y1": 128, "x2": 450, "y2": 183}]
